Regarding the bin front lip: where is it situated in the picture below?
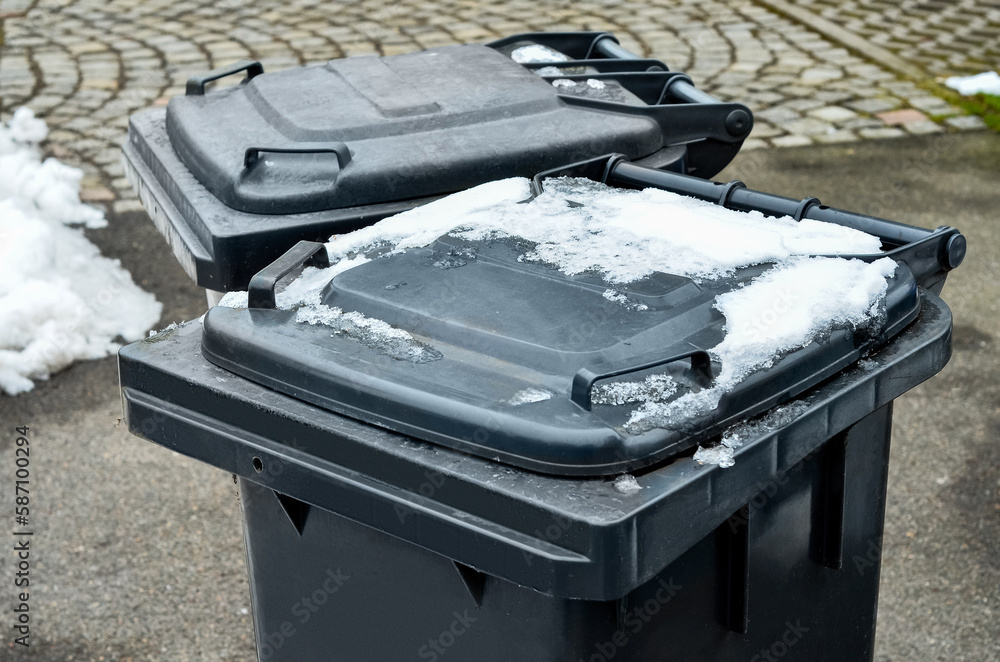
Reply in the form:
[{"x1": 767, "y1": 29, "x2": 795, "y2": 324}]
[{"x1": 119, "y1": 291, "x2": 952, "y2": 600}]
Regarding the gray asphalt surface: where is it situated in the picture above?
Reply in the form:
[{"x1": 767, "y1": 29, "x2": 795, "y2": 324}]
[{"x1": 0, "y1": 131, "x2": 997, "y2": 661}]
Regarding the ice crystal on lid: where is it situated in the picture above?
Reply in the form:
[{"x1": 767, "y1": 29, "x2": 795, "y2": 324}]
[
  {"x1": 613, "y1": 475, "x2": 642, "y2": 494},
  {"x1": 507, "y1": 388, "x2": 553, "y2": 406},
  {"x1": 510, "y1": 44, "x2": 570, "y2": 64},
  {"x1": 296, "y1": 304, "x2": 442, "y2": 364},
  {"x1": 694, "y1": 401, "x2": 810, "y2": 468},
  {"x1": 592, "y1": 374, "x2": 678, "y2": 407}
]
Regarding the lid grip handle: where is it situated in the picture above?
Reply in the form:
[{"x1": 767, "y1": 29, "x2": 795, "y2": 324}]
[
  {"x1": 186, "y1": 60, "x2": 264, "y2": 96},
  {"x1": 248, "y1": 241, "x2": 330, "y2": 310},
  {"x1": 572, "y1": 350, "x2": 713, "y2": 411},
  {"x1": 243, "y1": 144, "x2": 352, "y2": 169}
]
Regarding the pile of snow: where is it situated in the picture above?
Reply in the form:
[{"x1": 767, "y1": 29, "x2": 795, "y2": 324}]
[
  {"x1": 944, "y1": 71, "x2": 1000, "y2": 96},
  {"x1": 0, "y1": 108, "x2": 162, "y2": 395},
  {"x1": 220, "y1": 176, "x2": 896, "y2": 458}
]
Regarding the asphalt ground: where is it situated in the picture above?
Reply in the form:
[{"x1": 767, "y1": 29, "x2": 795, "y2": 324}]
[{"x1": 0, "y1": 130, "x2": 997, "y2": 661}]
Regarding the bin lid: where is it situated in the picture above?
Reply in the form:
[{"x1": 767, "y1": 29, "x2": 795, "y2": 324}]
[
  {"x1": 164, "y1": 42, "x2": 745, "y2": 215},
  {"x1": 200, "y1": 177, "x2": 923, "y2": 476}
]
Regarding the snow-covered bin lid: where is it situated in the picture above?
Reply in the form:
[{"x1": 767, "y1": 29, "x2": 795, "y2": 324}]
[
  {"x1": 164, "y1": 31, "x2": 752, "y2": 216},
  {"x1": 198, "y1": 161, "x2": 964, "y2": 476}
]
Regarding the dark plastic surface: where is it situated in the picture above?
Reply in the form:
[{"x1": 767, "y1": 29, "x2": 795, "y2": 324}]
[
  {"x1": 238, "y1": 402, "x2": 890, "y2": 661},
  {"x1": 165, "y1": 41, "x2": 749, "y2": 216},
  {"x1": 123, "y1": 31, "x2": 751, "y2": 290},
  {"x1": 197, "y1": 159, "x2": 946, "y2": 475},
  {"x1": 118, "y1": 289, "x2": 952, "y2": 601}
]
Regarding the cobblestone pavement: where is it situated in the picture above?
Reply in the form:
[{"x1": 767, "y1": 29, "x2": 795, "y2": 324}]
[
  {"x1": 0, "y1": 0, "x2": 992, "y2": 210},
  {"x1": 785, "y1": 0, "x2": 1000, "y2": 78}
]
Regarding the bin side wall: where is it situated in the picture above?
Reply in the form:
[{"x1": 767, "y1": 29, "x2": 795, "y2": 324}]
[{"x1": 237, "y1": 404, "x2": 892, "y2": 662}]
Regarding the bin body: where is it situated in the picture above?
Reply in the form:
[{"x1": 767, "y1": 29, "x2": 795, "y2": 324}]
[
  {"x1": 119, "y1": 285, "x2": 952, "y2": 661},
  {"x1": 241, "y1": 404, "x2": 891, "y2": 661},
  {"x1": 119, "y1": 148, "x2": 962, "y2": 661}
]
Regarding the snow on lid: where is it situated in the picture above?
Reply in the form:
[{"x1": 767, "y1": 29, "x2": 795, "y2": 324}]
[
  {"x1": 291, "y1": 176, "x2": 882, "y2": 296},
  {"x1": 944, "y1": 71, "x2": 1000, "y2": 96},
  {"x1": 219, "y1": 176, "x2": 897, "y2": 437},
  {"x1": 510, "y1": 44, "x2": 570, "y2": 64},
  {"x1": 624, "y1": 255, "x2": 896, "y2": 436},
  {"x1": 0, "y1": 109, "x2": 162, "y2": 395}
]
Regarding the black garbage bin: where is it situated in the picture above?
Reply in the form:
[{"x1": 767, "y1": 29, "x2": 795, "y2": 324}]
[
  {"x1": 119, "y1": 157, "x2": 964, "y2": 661},
  {"x1": 122, "y1": 31, "x2": 753, "y2": 294}
]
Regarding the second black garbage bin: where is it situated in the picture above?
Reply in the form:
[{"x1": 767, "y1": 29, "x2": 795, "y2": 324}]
[
  {"x1": 122, "y1": 31, "x2": 753, "y2": 293},
  {"x1": 119, "y1": 158, "x2": 964, "y2": 661}
]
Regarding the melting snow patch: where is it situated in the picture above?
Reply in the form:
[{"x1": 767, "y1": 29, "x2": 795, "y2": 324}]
[
  {"x1": 693, "y1": 444, "x2": 738, "y2": 469},
  {"x1": 625, "y1": 256, "x2": 895, "y2": 434},
  {"x1": 0, "y1": 109, "x2": 161, "y2": 395},
  {"x1": 613, "y1": 474, "x2": 642, "y2": 494},
  {"x1": 695, "y1": 401, "x2": 810, "y2": 469},
  {"x1": 602, "y1": 288, "x2": 648, "y2": 311},
  {"x1": 507, "y1": 388, "x2": 552, "y2": 406},
  {"x1": 510, "y1": 44, "x2": 570, "y2": 64},
  {"x1": 944, "y1": 71, "x2": 1000, "y2": 96},
  {"x1": 290, "y1": 176, "x2": 880, "y2": 289},
  {"x1": 592, "y1": 374, "x2": 678, "y2": 406},
  {"x1": 296, "y1": 304, "x2": 442, "y2": 363}
]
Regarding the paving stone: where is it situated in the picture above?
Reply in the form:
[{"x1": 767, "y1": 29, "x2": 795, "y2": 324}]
[
  {"x1": 799, "y1": 65, "x2": 843, "y2": 84},
  {"x1": 945, "y1": 115, "x2": 988, "y2": 130},
  {"x1": 4, "y1": 0, "x2": 991, "y2": 196},
  {"x1": 813, "y1": 129, "x2": 857, "y2": 143},
  {"x1": 847, "y1": 97, "x2": 902, "y2": 114},
  {"x1": 858, "y1": 126, "x2": 907, "y2": 139},
  {"x1": 903, "y1": 120, "x2": 945, "y2": 135},
  {"x1": 809, "y1": 105, "x2": 859, "y2": 122},
  {"x1": 782, "y1": 117, "x2": 836, "y2": 135},
  {"x1": 876, "y1": 108, "x2": 929, "y2": 125},
  {"x1": 771, "y1": 134, "x2": 814, "y2": 147}
]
